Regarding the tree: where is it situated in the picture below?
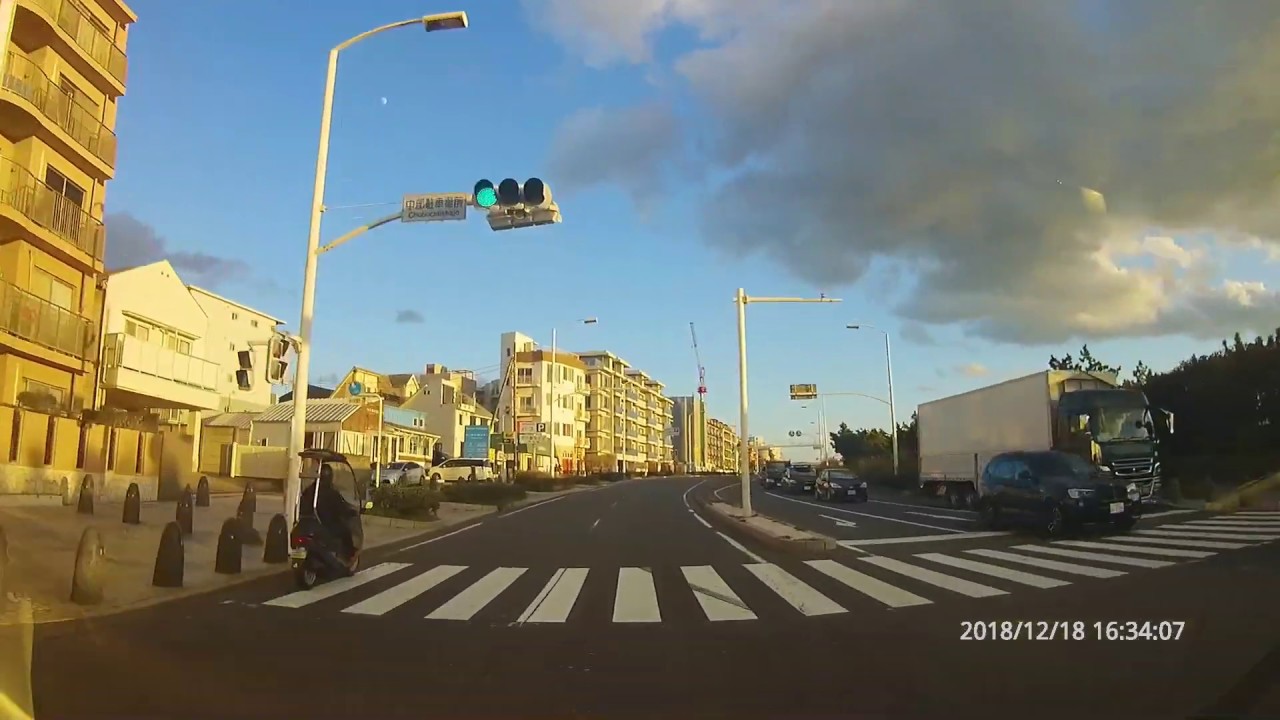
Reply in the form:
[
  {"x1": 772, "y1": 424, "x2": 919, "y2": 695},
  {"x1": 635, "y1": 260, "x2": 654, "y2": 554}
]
[
  {"x1": 1048, "y1": 344, "x2": 1121, "y2": 375},
  {"x1": 1129, "y1": 360, "x2": 1153, "y2": 388}
]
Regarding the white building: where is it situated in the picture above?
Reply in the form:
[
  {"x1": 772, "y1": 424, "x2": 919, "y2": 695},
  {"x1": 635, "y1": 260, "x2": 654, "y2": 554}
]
[
  {"x1": 188, "y1": 286, "x2": 282, "y2": 412},
  {"x1": 497, "y1": 331, "x2": 587, "y2": 473},
  {"x1": 403, "y1": 364, "x2": 493, "y2": 459}
]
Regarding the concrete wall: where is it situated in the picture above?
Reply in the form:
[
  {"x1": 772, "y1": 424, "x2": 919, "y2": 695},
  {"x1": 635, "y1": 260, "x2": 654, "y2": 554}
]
[{"x1": 234, "y1": 444, "x2": 288, "y2": 480}]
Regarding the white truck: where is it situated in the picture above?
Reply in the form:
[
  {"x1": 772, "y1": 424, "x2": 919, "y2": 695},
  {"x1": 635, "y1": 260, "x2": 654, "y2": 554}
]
[{"x1": 917, "y1": 370, "x2": 1173, "y2": 508}]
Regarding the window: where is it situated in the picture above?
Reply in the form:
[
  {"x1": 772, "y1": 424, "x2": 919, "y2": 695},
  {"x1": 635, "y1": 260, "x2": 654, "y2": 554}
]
[
  {"x1": 250, "y1": 319, "x2": 259, "y2": 327},
  {"x1": 228, "y1": 342, "x2": 235, "y2": 351},
  {"x1": 30, "y1": 268, "x2": 74, "y2": 310},
  {"x1": 124, "y1": 318, "x2": 150, "y2": 342},
  {"x1": 231, "y1": 312, "x2": 239, "y2": 320},
  {"x1": 24, "y1": 378, "x2": 65, "y2": 405}
]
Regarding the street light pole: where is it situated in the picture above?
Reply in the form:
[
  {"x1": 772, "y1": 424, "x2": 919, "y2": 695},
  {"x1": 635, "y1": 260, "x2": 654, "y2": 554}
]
[
  {"x1": 547, "y1": 318, "x2": 596, "y2": 475},
  {"x1": 736, "y1": 288, "x2": 841, "y2": 516},
  {"x1": 284, "y1": 12, "x2": 469, "y2": 528},
  {"x1": 848, "y1": 324, "x2": 899, "y2": 476}
]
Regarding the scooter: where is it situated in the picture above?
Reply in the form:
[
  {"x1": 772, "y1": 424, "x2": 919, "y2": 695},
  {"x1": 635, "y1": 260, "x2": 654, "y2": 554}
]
[{"x1": 289, "y1": 514, "x2": 359, "y2": 590}]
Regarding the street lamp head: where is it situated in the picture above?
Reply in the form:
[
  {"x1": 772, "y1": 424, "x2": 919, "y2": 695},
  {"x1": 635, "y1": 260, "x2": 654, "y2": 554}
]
[
  {"x1": 422, "y1": 11, "x2": 468, "y2": 32},
  {"x1": 846, "y1": 324, "x2": 860, "y2": 330},
  {"x1": 581, "y1": 317, "x2": 598, "y2": 325}
]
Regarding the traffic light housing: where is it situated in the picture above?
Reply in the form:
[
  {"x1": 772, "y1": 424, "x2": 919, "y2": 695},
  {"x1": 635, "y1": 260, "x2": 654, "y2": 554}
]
[
  {"x1": 475, "y1": 177, "x2": 562, "y2": 231},
  {"x1": 235, "y1": 349, "x2": 253, "y2": 391},
  {"x1": 265, "y1": 333, "x2": 290, "y2": 384},
  {"x1": 473, "y1": 179, "x2": 496, "y2": 209}
]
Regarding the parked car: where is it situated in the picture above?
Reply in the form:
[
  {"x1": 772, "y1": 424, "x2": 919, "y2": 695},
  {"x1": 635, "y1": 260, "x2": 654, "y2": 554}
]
[
  {"x1": 379, "y1": 461, "x2": 425, "y2": 486},
  {"x1": 814, "y1": 468, "x2": 867, "y2": 502},
  {"x1": 976, "y1": 449, "x2": 1142, "y2": 536},
  {"x1": 780, "y1": 463, "x2": 818, "y2": 494},
  {"x1": 429, "y1": 458, "x2": 495, "y2": 484}
]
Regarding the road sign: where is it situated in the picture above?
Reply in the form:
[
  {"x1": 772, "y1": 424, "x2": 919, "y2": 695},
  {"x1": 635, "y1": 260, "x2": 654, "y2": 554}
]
[
  {"x1": 789, "y1": 384, "x2": 818, "y2": 400},
  {"x1": 463, "y1": 425, "x2": 491, "y2": 459},
  {"x1": 518, "y1": 421, "x2": 546, "y2": 434},
  {"x1": 401, "y1": 193, "x2": 468, "y2": 222},
  {"x1": 348, "y1": 382, "x2": 363, "y2": 395}
]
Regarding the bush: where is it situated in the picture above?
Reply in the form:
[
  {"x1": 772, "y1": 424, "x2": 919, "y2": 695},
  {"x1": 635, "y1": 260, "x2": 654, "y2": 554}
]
[
  {"x1": 513, "y1": 472, "x2": 563, "y2": 492},
  {"x1": 369, "y1": 484, "x2": 442, "y2": 520},
  {"x1": 443, "y1": 482, "x2": 527, "y2": 506}
]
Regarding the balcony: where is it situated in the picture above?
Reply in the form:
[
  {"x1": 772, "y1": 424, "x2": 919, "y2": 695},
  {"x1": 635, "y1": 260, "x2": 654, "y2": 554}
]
[
  {"x1": 2, "y1": 53, "x2": 116, "y2": 170},
  {"x1": 20, "y1": 0, "x2": 128, "y2": 88},
  {"x1": 0, "y1": 156, "x2": 104, "y2": 262},
  {"x1": 100, "y1": 333, "x2": 220, "y2": 411},
  {"x1": 0, "y1": 275, "x2": 92, "y2": 361}
]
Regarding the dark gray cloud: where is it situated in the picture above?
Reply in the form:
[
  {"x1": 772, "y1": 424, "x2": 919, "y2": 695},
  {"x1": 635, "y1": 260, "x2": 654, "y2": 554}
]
[
  {"x1": 395, "y1": 309, "x2": 424, "y2": 324},
  {"x1": 533, "y1": 0, "x2": 1280, "y2": 344},
  {"x1": 105, "y1": 212, "x2": 253, "y2": 290},
  {"x1": 899, "y1": 322, "x2": 936, "y2": 346}
]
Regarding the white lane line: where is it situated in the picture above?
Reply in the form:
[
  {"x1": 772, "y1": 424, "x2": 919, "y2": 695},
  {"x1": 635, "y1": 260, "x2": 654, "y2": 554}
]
[
  {"x1": 516, "y1": 568, "x2": 589, "y2": 624},
  {"x1": 425, "y1": 567, "x2": 526, "y2": 620},
  {"x1": 613, "y1": 567, "x2": 662, "y2": 623},
  {"x1": 1106, "y1": 535, "x2": 1251, "y2": 550},
  {"x1": 915, "y1": 553, "x2": 1069, "y2": 589},
  {"x1": 1135, "y1": 529, "x2": 1280, "y2": 542},
  {"x1": 906, "y1": 511, "x2": 975, "y2": 522},
  {"x1": 744, "y1": 563, "x2": 846, "y2": 616},
  {"x1": 966, "y1": 548, "x2": 1125, "y2": 579},
  {"x1": 763, "y1": 492, "x2": 967, "y2": 533},
  {"x1": 397, "y1": 523, "x2": 479, "y2": 552},
  {"x1": 1162, "y1": 524, "x2": 1280, "y2": 535},
  {"x1": 715, "y1": 531, "x2": 766, "y2": 563},
  {"x1": 499, "y1": 495, "x2": 567, "y2": 518},
  {"x1": 263, "y1": 562, "x2": 412, "y2": 608},
  {"x1": 590, "y1": 518, "x2": 602, "y2": 532},
  {"x1": 1182, "y1": 520, "x2": 1280, "y2": 528},
  {"x1": 1014, "y1": 544, "x2": 1173, "y2": 568},
  {"x1": 681, "y1": 566, "x2": 757, "y2": 621},
  {"x1": 693, "y1": 513, "x2": 712, "y2": 529},
  {"x1": 1052, "y1": 539, "x2": 1214, "y2": 559},
  {"x1": 714, "y1": 484, "x2": 735, "y2": 501},
  {"x1": 342, "y1": 565, "x2": 467, "y2": 616},
  {"x1": 805, "y1": 559, "x2": 932, "y2": 608},
  {"x1": 1138, "y1": 509, "x2": 1199, "y2": 519},
  {"x1": 858, "y1": 556, "x2": 1007, "y2": 598},
  {"x1": 1231, "y1": 511, "x2": 1280, "y2": 517},
  {"x1": 682, "y1": 478, "x2": 710, "y2": 510},
  {"x1": 868, "y1": 497, "x2": 978, "y2": 515},
  {"x1": 840, "y1": 531, "x2": 1011, "y2": 547}
]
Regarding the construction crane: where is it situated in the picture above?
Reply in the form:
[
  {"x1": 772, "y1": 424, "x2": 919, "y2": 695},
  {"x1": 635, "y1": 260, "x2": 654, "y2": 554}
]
[{"x1": 689, "y1": 322, "x2": 707, "y2": 397}]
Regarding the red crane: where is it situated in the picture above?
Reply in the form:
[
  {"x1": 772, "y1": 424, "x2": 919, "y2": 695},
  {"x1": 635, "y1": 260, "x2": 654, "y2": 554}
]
[{"x1": 689, "y1": 322, "x2": 707, "y2": 397}]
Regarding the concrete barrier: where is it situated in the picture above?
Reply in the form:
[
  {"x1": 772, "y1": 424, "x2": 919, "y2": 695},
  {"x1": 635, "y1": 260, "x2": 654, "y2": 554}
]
[{"x1": 688, "y1": 479, "x2": 839, "y2": 556}]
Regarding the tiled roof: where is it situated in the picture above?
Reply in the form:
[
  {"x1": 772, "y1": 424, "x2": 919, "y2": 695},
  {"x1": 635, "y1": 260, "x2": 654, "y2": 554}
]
[{"x1": 254, "y1": 399, "x2": 359, "y2": 424}]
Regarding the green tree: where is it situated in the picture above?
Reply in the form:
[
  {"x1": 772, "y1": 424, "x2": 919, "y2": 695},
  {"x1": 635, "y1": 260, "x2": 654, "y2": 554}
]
[{"x1": 1048, "y1": 344, "x2": 1121, "y2": 375}]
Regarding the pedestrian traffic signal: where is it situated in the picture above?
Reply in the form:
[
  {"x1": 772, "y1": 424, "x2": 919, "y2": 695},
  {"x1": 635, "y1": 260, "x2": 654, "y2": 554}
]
[
  {"x1": 473, "y1": 179, "x2": 497, "y2": 209},
  {"x1": 265, "y1": 333, "x2": 290, "y2": 384}
]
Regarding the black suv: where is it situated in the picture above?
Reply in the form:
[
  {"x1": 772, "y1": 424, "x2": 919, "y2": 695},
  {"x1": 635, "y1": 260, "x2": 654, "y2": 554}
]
[{"x1": 976, "y1": 450, "x2": 1141, "y2": 536}]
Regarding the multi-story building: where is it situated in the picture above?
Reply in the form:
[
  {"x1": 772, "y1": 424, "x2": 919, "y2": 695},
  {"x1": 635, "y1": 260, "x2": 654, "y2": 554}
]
[
  {"x1": 0, "y1": 0, "x2": 137, "y2": 497},
  {"x1": 403, "y1": 363, "x2": 493, "y2": 460},
  {"x1": 497, "y1": 331, "x2": 587, "y2": 474},
  {"x1": 577, "y1": 350, "x2": 674, "y2": 475},
  {"x1": 668, "y1": 395, "x2": 707, "y2": 473},
  {"x1": 188, "y1": 285, "x2": 281, "y2": 413},
  {"x1": 705, "y1": 417, "x2": 740, "y2": 472}
]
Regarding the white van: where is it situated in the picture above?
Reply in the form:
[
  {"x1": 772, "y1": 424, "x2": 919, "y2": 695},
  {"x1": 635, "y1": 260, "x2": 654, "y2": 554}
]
[{"x1": 429, "y1": 458, "x2": 495, "y2": 483}]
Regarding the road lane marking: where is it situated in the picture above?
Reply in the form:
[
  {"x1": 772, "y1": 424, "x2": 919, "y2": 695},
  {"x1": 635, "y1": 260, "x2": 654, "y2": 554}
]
[
  {"x1": 1182, "y1": 520, "x2": 1280, "y2": 529},
  {"x1": 805, "y1": 559, "x2": 932, "y2": 608},
  {"x1": 714, "y1": 484, "x2": 735, "y2": 501},
  {"x1": 1013, "y1": 544, "x2": 1173, "y2": 568},
  {"x1": 682, "y1": 478, "x2": 711, "y2": 511},
  {"x1": 868, "y1": 497, "x2": 978, "y2": 514},
  {"x1": 517, "y1": 568, "x2": 588, "y2": 624},
  {"x1": 397, "y1": 523, "x2": 479, "y2": 552},
  {"x1": 1138, "y1": 509, "x2": 1198, "y2": 519},
  {"x1": 613, "y1": 568, "x2": 662, "y2": 623},
  {"x1": 858, "y1": 556, "x2": 1007, "y2": 598},
  {"x1": 965, "y1": 548, "x2": 1126, "y2": 578},
  {"x1": 590, "y1": 518, "x2": 601, "y2": 532},
  {"x1": 744, "y1": 563, "x2": 846, "y2": 616},
  {"x1": 905, "y1": 511, "x2": 975, "y2": 522},
  {"x1": 1232, "y1": 511, "x2": 1280, "y2": 517},
  {"x1": 426, "y1": 567, "x2": 526, "y2": 620},
  {"x1": 263, "y1": 562, "x2": 412, "y2": 608},
  {"x1": 1052, "y1": 539, "x2": 1214, "y2": 559},
  {"x1": 763, "y1": 492, "x2": 968, "y2": 533},
  {"x1": 839, "y1": 531, "x2": 1011, "y2": 547},
  {"x1": 1162, "y1": 524, "x2": 1280, "y2": 535},
  {"x1": 693, "y1": 513, "x2": 712, "y2": 529},
  {"x1": 681, "y1": 566, "x2": 757, "y2": 621},
  {"x1": 1105, "y1": 535, "x2": 1251, "y2": 550},
  {"x1": 1135, "y1": 529, "x2": 1280, "y2": 542},
  {"x1": 499, "y1": 495, "x2": 567, "y2": 518},
  {"x1": 915, "y1": 553, "x2": 1069, "y2": 589},
  {"x1": 715, "y1": 531, "x2": 766, "y2": 563},
  {"x1": 819, "y1": 514, "x2": 857, "y2": 528},
  {"x1": 341, "y1": 565, "x2": 466, "y2": 616}
]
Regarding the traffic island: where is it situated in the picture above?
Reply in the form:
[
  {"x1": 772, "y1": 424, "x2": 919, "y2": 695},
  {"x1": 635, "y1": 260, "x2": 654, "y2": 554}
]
[{"x1": 690, "y1": 482, "x2": 839, "y2": 556}]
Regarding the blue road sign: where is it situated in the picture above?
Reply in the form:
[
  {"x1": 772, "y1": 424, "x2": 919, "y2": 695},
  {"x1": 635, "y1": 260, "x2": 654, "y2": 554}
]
[
  {"x1": 349, "y1": 382, "x2": 363, "y2": 395},
  {"x1": 463, "y1": 425, "x2": 491, "y2": 459}
]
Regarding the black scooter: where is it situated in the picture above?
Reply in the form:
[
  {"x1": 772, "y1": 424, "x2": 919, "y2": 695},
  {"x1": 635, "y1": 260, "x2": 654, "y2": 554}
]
[{"x1": 290, "y1": 514, "x2": 359, "y2": 589}]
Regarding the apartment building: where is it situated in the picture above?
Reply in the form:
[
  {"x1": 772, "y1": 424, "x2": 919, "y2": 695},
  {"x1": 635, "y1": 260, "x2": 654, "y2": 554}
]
[
  {"x1": 497, "y1": 331, "x2": 587, "y2": 474},
  {"x1": 705, "y1": 417, "x2": 740, "y2": 472},
  {"x1": 403, "y1": 363, "x2": 492, "y2": 460},
  {"x1": 0, "y1": 0, "x2": 137, "y2": 497},
  {"x1": 188, "y1": 285, "x2": 281, "y2": 413},
  {"x1": 669, "y1": 395, "x2": 707, "y2": 473},
  {"x1": 577, "y1": 350, "x2": 674, "y2": 475}
]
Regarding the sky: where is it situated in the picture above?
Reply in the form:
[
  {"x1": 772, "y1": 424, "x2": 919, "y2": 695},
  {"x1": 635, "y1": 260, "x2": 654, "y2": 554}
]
[{"x1": 105, "y1": 0, "x2": 1280, "y2": 461}]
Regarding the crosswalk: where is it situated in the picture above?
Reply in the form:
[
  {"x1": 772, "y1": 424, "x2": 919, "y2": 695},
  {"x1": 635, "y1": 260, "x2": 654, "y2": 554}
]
[{"x1": 247, "y1": 512, "x2": 1280, "y2": 626}]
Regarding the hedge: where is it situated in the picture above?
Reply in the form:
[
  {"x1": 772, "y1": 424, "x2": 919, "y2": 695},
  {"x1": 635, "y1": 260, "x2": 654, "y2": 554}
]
[
  {"x1": 369, "y1": 484, "x2": 442, "y2": 520},
  {"x1": 442, "y1": 482, "x2": 528, "y2": 506}
]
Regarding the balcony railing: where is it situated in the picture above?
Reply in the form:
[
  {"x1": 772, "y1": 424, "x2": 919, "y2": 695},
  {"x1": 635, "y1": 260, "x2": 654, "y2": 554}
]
[
  {"x1": 0, "y1": 156, "x2": 104, "y2": 259},
  {"x1": 102, "y1": 333, "x2": 218, "y2": 391},
  {"x1": 0, "y1": 275, "x2": 92, "y2": 359},
  {"x1": 27, "y1": 0, "x2": 128, "y2": 84},
  {"x1": 3, "y1": 53, "x2": 116, "y2": 166}
]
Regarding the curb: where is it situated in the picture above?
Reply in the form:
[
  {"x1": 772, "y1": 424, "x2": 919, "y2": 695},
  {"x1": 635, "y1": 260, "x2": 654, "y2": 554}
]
[
  {"x1": 1205, "y1": 473, "x2": 1280, "y2": 512},
  {"x1": 688, "y1": 480, "x2": 839, "y2": 557}
]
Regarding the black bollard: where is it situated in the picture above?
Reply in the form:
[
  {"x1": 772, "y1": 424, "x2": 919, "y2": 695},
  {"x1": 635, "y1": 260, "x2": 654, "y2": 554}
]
[
  {"x1": 152, "y1": 521, "x2": 184, "y2": 588},
  {"x1": 241, "y1": 484, "x2": 257, "y2": 514},
  {"x1": 236, "y1": 497, "x2": 262, "y2": 546},
  {"x1": 122, "y1": 483, "x2": 141, "y2": 524},
  {"x1": 214, "y1": 518, "x2": 242, "y2": 574},
  {"x1": 0, "y1": 525, "x2": 8, "y2": 599},
  {"x1": 70, "y1": 527, "x2": 105, "y2": 605},
  {"x1": 195, "y1": 476, "x2": 211, "y2": 507},
  {"x1": 263, "y1": 514, "x2": 289, "y2": 564},
  {"x1": 176, "y1": 491, "x2": 194, "y2": 536},
  {"x1": 76, "y1": 475, "x2": 94, "y2": 515},
  {"x1": 60, "y1": 476, "x2": 72, "y2": 506}
]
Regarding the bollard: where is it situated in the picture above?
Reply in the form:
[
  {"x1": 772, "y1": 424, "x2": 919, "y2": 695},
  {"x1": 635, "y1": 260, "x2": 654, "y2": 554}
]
[
  {"x1": 70, "y1": 527, "x2": 106, "y2": 605},
  {"x1": 82, "y1": 474, "x2": 96, "y2": 500},
  {"x1": 0, "y1": 525, "x2": 8, "y2": 599},
  {"x1": 263, "y1": 514, "x2": 289, "y2": 564},
  {"x1": 60, "y1": 476, "x2": 73, "y2": 506},
  {"x1": 122, "y1": 483, "x2": 141, "y2": 525},
  {"x1": 75, "y1": 475, "x2": 94, "y2": 515},
  {"x1": 176, "y1": 491, "x2": 194, "y2": 536},
  {"x1": 241, "y1": 484, "x2": 257, "y2": 514},
  {"x1": 152, "y1": 521, "x2": 184, "y2": 588},
  {"x1": 214, "y1": 518, "x2": 242, "y2": 574},
  {"x1": 237, "y1": 497, "x2": 262, "y2": 546},
  {"x1": 195, "y1": 476, "x2": 210, "y2": 507}
]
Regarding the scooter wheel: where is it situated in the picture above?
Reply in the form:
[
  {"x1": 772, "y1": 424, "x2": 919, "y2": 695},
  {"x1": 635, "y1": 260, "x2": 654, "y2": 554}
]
[{"x1": 294, "y1": 565, "x2": 319, "y2": 590}]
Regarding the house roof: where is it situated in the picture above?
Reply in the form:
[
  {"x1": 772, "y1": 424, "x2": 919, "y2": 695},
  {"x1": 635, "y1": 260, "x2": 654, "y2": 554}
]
[
  {"x1": 203, "y1": 412, "x2": 255, "y2": 429},
  {"x1": 386, "y1": 373, "x2": 415, "y2": 389},
  {"x1": 278, "y1": 385, "x2": 334, "y2": 402},
  {"x1": 187, "y1": 284, "x2": 284, "y2": 324},
  {"x1": 255, "y1": 399, "x2": 359, "y2": 424}
]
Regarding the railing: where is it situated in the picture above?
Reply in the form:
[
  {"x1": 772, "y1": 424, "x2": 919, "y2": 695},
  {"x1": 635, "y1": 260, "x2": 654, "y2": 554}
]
[
  {"x1": 102, "y1": 333, "x2": 218, "y2": 391},
  {"x1": 2, "y1": 53, "x2": 116, "y2": 166},
  {"x1": 0, "y1": 275, "x2": 92, "y2": 358},
  {"x1": 0, "y1": 156, "x2": 104, "y2": 259},
  {"x1": 26, "y1": 0, "x2": 128, "y2": 84}
]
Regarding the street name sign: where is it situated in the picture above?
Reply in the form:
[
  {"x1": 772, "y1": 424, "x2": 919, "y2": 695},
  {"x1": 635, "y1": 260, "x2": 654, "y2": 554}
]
[
  {"x1": 790, "y1": 383, "x2": 818, "y2": 400},
  {"x1": 402, "y1": 193, "x2": 468, "y2": 222}
]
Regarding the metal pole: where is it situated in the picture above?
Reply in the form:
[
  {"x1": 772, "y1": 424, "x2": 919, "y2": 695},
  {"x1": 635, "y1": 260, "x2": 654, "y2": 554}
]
[
  {"x1": 735, "y1": 288, "x2": 752, "y2": 515},
  {"x1": 550, "y1": 327, "x2": 556, "y2": 475},
  {"x1": 885, "y1": 332, "x2": 899, "y2": 476},
  {"x1": 285, "y1": 47, "x2": 339, "y2": 530},
  {"x1": 376, "y1": 395, "x2": 384, "y2": 486},
  {"x1": 819, "y1": 395, "x2": 829, "y2": 464}
]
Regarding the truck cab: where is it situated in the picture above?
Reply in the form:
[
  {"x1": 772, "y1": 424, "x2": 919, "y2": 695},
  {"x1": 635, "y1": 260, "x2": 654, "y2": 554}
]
[{"x1": 1055, "y1": 387, "x2": 1173, "y2": 503}]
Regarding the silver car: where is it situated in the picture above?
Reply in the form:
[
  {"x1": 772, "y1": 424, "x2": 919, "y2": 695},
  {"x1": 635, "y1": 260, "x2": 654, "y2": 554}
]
[{"x1": 379, "y1": 461, "x2": 425, "y2": 486}]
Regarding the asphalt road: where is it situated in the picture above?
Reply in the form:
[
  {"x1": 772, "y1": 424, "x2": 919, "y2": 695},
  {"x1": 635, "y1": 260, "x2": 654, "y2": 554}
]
[{"x1": 27, "y1": 476, "x2": 1280, "y2": 719}]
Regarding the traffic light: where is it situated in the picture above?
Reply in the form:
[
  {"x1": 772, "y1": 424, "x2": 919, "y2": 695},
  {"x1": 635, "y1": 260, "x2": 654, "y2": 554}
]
[
  {"x1": 497, "y1": 178, "x2": 521, "y2": 206},
  {"x1": 265, "y1": 333, "x2": 290, "y2": 384},
  {"x1": 236, "y1": 349, "x2": 253, "y2": 391},
  {"x1": 473, "y1": 179, "x2": 497, "y2": 209},
  {"x1": 475, "y1": 177, "x2": 563, "y2": 231}
]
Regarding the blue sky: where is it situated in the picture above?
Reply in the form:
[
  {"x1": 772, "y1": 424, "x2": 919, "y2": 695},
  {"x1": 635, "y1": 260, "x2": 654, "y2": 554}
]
[{"x1": 108, "y1": 1, "x2": 1259, "y2": 461}]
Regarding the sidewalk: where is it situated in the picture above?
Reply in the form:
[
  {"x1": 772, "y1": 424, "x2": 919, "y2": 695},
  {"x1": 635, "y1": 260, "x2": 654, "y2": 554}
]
[{"x1": 0, "y1": 492, "x2": 468, "y2": 625}]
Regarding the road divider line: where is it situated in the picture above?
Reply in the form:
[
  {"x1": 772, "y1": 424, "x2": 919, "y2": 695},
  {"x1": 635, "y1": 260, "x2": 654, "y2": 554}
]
[
  {"x1": 839, "y1": 531, "x2": 1011, "y2": 547},
  {"x1": 744, "y1": 563, "x2": 846, "y2": 616},
  {"x1": 914, "y1": 553, "x2": 1069, "y2": 589},
  {"x1": 613, "y1": 568, "x2": 662, "y2": 623},
  {"x1": 763, "y1": 492, "x2": 968, "y2": 533},
  {"x1": 263, "y1": 562, "x2": 411, "y2": 608},
  {"x1": 964, "y1": 548, "x2": 1125, "y2": 579},
  {"x1": 341, "y1": 565, "x2": 466, "y2": 616},
  {"x1": 517, "y1": 568, "x2": 588, "y2": 624},
  {"x1": 1052, "y1": 539, "x2": 1214, "y2": 559},
  {"x1": 715, "y1": 531, "x2": 765, "y2": 563},
  {"x1": 1014, "y1": 544, "x2": 1173, "y2": 568},
  {"x1": 905, "y1": 511, "x2": 975, "y2": 522},
  {"x1": 692, "y1": 513, "x2": 712, "y2": 529},
  {"x1": 682, "y1": 478, "x2": 711, "y2": 511},
  {"x1": 426, "y1": 567, "x2": 526, "y2": 621},
  {"x1": 858, "y1": 556, "x2": 1008, "y2": 598},
  {"x1": 681, "y1": 566, "x2": 756, "y2": 621},
  {"x1": 500, "y1": 495, "x2": 567, "y2": 518},
  {"x1": 396, "y1": 522, "x2": 479, "y2": 552},
  {"x1": 805, "y1": 559, "x2": 931, "y2": 608},
  {"x1": 867, "y1": 497, "x2": 978, "y2": 514},
  {"x1": 590, "y1": 518, "x2": 601, "y2": 532}
]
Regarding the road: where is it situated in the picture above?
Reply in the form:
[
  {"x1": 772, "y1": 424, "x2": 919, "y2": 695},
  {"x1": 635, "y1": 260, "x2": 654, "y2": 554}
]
[{"x1": 28, "y1": 476, "x2": 1280, "y2": 719}]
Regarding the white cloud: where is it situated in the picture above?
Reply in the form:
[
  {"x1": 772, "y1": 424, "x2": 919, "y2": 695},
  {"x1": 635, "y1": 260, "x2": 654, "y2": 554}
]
[{"x1": 955, "y1": 363, "x2": 989, "y2": 378}]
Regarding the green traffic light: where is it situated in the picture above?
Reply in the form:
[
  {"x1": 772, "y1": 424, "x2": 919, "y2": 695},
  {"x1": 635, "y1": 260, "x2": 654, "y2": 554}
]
[{"x1": 474, "y1": 180, "x2": 497, "y2": 208}]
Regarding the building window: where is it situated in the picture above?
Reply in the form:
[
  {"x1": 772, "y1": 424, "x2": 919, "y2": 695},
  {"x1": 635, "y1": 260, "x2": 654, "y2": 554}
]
[
  {"x1": 30, "y1": 267, "x2": 74, "y2": 310},
  {"x1": 24, "y1": 378, "x2": 66, "y2": 405},
  {"x1": 251, "y1": 319, "x2": 259, "y2": 327},
  {"x1": 228, "y1": 342, "x2": 235, "y2": 351},
  {"x1": 44, "y1": 167, "x2": 85, "y2": 207},
  {"x1": 124, "y1": 319, "x2": 150, "y2": 342},
  {"x1": 231, "y1": 312, "x2": 239, "y2": 320}
]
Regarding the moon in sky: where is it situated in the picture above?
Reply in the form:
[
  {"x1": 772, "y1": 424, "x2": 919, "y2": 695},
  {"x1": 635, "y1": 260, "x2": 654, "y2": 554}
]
[{"x1": 380, "y1": 97, "x2": 388, "y2": 105}]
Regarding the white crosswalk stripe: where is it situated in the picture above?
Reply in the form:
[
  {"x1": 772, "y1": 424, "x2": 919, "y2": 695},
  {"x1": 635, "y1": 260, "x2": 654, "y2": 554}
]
[
  {"x1": 1182, "y1": 520, "x2": 1280, "y2": 529},
  {"x1": 682, "y1": 566, "x2": 756, "y2": 621},
  {"x1": 342, "y1": 565, "x2": 465, "y2": 616},
  {"x1": 914, "y1": 552, "x2": 1069, "y2": 588},
  {"x1": 964, "y1": 548, "x2": 1126, "y2": 578},
  {"x1": 805, "y1": 559, "x2": 932, "y2": 608},
  {"x1": 743, "y1": 563, "x2": 846, "y2": 616},
  {"x1": 263, "y1": 562, "x2": 412, "y2": 608},
  {"x1": 613, "y1": 567, "x2": 662, "y2": 623},
  {"x1": 1106, "y1": 535, "x2": 1249, "y2": 550},
  {"x1": 426, "y1": 567, "x2": 526, "y2": 621},
  {"x1": 1051, "y1": 539, "x2": 1215, "y2": 559},
  {"x1": 1013, "y1": 544, "x2": 1175, "y2": 568},
  {"x1": 1135, "y1": 528, "x2": 1280, "y2": 541},
  {"x1": 859, "y1": 556, "x2": 1007, "y2": 597},
  {"x1": 517, "y1": 567, "x2": 589, "y2": 624}
]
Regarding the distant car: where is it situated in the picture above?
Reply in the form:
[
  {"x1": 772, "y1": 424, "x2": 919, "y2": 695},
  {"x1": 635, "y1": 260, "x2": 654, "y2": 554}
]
[
  {"x1": 379, "y1": 461, "x2": 425, "y2": 486},
  {"x1": 814, "y1": 468, "x2": 867, "y2": 502},
  {"x1": 429, "y1": 458, "x2": 495, "y2": 484},
  {"x1": 781, "y1": 463, "x2": 818, "y2": 494}
]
